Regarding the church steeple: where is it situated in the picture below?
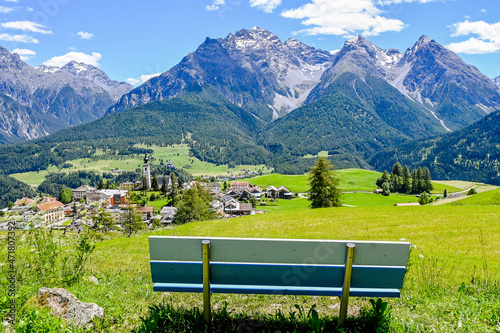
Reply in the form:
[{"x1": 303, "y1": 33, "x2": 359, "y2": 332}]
[{"x1": 143, "y1": 153, "x2": 151, "y2": 190}]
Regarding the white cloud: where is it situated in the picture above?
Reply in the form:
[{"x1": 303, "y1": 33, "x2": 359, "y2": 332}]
[
  {"x1": 11, "y1": 48, "x2": 36, "y2": 61},
  {"x1": 4, "y1": 0, "x2": 19, "y2": 2},
  {"x1": 0, "y1": 6, "x2": 14, "y2": 13},
  {"x1": 378, "y1": 0, "x2": 440, "y2": 4},
  {"x1": 126, "y1": 73, "x2": 162, "y2": 87},
  {"x1": 27, "y1": 7, "x2": 34, "y2": 12},
  {"x1": 0, "y1": 33, "x2": 38, "y2": 43},
  {"x1": 1, "y1": 21, "x2": 52, "y2": 34},
  {"x1": 205, "y1": 0, "x2": 225, "y2": 11},
  {"x1": 281, "y1": 0, "x2": 405, "y2": 37},
  {"x1": 250, "y1": 0, "x2": 281, "y2": 13},
  {"x1": 448, "y1": 20, "x2": 500, "y2": 54},
  {"x1": 77, "y1": 31, "x2": 93, "y2": 40},
  {"x1": 43, "y1": 51, "x2": 102, "y2": 67},
  {"x1": 481, "y1": 9, "x2": 486, "y2": 13}
]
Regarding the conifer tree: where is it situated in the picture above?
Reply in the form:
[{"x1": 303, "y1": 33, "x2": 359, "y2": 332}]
[
  {"x1": 151, "y1": 171, "x2": 159, "y2": 191},
  {"x1": 402, "y1": 166, "x2": 411, "y2": 193},
  {"x1": 308, "y1": 157, "x2": 342, "y2": 209},
  {"x1": 422, "y1": 167, "x2": 433, "y2": 192},
  {"x1": 161, "y1": 175, "x2": 168, "y2": 195}
]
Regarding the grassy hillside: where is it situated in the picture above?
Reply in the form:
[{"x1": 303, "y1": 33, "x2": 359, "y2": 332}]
[
  {"x1": 450, "y1": 188, "x2": 500, "y2": 206},
  {"x1": 2, "y1": 204, "x2": 499, "y2": 331},
  {"x1": 243, "y1": 169, "x2": 462, "y2": 194}
]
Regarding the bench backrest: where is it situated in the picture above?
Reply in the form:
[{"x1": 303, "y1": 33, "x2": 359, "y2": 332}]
[{"x1": 149, "y1": 236, "x2": 410, "y2": 291}]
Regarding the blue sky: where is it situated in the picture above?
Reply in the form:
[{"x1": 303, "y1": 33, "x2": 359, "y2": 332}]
[{"x1": 1, "y1": 0, "x2": 499, "y2": 86}]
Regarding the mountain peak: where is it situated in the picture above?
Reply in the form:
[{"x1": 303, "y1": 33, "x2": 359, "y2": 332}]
[
  {"x1": 417, "y1": 35, "x2": 432, "y2": 45},
  {"x1": 346, "y1": 35, "x2": 368, "y2": 46}
]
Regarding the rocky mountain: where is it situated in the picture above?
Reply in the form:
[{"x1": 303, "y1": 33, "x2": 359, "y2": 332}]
[
  {"x1": 495, "y1": 76, "x2": 500, "y2": 89},
  {"x1": 38, "y1": 61, "x2": 133, "y2": 101},
  {"x1": 369, "y1": 109, "x2": 500, "y2": 185},
  {"x1": 109, "y1": 27, "x2": 333, "y2": 121},
  {"x1": 0, "y1": 46, "x2": 132, "y2": 143},
  {"x1": 307, "y1": 35, "x2": 500, "y2": 131}
]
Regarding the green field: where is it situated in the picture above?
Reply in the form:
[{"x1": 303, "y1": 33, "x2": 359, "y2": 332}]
[
  {"x1": 243, "y1": 169, "x2": 462, "y2": 194},
  {"x1": 9, "y1": 144, "x2": 273, "y2": 186},
  {"x1": 450, "y1": 188, "x2": 500, "y2": 206},
  {"x1": 2, "y1": 203, "x2": 499, "y2": 332},
  {"x1": 342, "y1": 193, "x2": 420, "y2": 207}
]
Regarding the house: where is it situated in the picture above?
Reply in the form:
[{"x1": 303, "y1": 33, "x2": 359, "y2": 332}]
[
  {"x1": 137, "y1": 206, "x2": 154, "y2": 221},
  {"x1": 72, "y1": 185, "x2": 97, "y2": 201},
  {"x1": 97, "y1": 189, "x2": 128, "y2": 206},
  {"x1": 226, "y1": 189, "x2": 240, "y2": 198},
  {"x1": 15, "y1": 197, "x2": 33, "y2": 206},
  {"x1": 394, "y1": 202, "x2": 421, "y2": 206},
  {"x1": 86, "y1": 192, "x2": 108, "y2": 205},
  {"x1": 277, "y1": 186, "x2": 293, "y2": 199},
  {"x1": 157, "y1": 175, "x2": 171, "y2": 189},
  {"x1": 266, "y1": 186, "x2": 278, "y2": 199},
  {"x1": 240, "y1": 189, "x2": 252, "y2": 200},
  {"x1": 250, "y1": 187, "x2": 263, "y2": 199},
  {"x1": 37, "y1": 200, "x2": 65, "y2": 223},
  {"x1": 210, "y1": 200, "x2": 224, "y2": 214},
  {"x1": 160, "y1": 206, "x2": 177, "y2": 224},
  {"x1": 224, "y1": 201, "x2": 253, "y2": 216}
]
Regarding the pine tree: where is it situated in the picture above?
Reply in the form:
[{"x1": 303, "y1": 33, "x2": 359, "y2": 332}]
[
  {"x1": 416, "y1": 167, "x2": 423, "y2": 193},
  {"x1": 161, "y1": 175, "x2": 168, "y2": 195},
  {"x1": 443, "y1": 189, "x2": 448, "y2": 198},
  {"x1": 422, "y1": 167, "x2": 433, "y2": 192},
  {"x1": 120, "y1": 207, "x2": 145, "y2": 237},
  {"x1": 308, "y1": 157, "x2": 342, "y2": 209},
  {"x1": 97, "y1": 179, "x2": 104, "y2": 190},
  {"x1": 168, "y1": 173, "x2": 180, "y2": 207},
  {"x1": 392, "y1": 162, "x2": 403, "y2": 177},
  {"x1": 411, "y1": 169, "x2": 418, "y2": 194},
  {"x1": 151, "y1": 171, "x2": 159, "y2": 191},
  {"x1": 376, "y1": 171, "x2": 390, "y2": 188},
  {"x1": 401, "y1": 166, "x2": 411, "y2": 194}
]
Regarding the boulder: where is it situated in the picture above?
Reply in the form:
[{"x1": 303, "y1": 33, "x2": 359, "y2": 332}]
[{"x1": 34, "y1": 287, "x2": 103, "y2": 328}]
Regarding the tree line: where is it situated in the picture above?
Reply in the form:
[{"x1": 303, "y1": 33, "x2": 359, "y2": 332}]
[{"x1": 376, "y1": 162, "x2": 433, "y2": 195}]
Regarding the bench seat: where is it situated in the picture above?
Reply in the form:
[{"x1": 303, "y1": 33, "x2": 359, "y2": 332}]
[{"x1": 153, "y1": 282, "x2": 401, "y2": 298}]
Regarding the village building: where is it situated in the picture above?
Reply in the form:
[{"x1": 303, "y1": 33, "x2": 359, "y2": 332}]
[
  {"x1": 230, "y1": 181, "x2": 250, "y2": 191},
  {"x1": 137, "y1": 206, "x2": 154, "y2": 221},
  {"x1": 119, "y1": 181, "x2": 142, "y2": 190},
  {"x1": 72, "y1": 185, "x2": 97, "y2": 201},
  {"x1": 160, "y1": 206, "x2": 177, "y2": 224},
  {"x1": 37, "y1": 200, "x2": 65, "y2": 223},
  {"x1": 15, "y1": 197, "x2": 34, "y2": 206},
  {"x1": 86, "y1": 192, "x2": 109, "y2": 205},
  {"x1": 143, "y1": 153, "x2": 151, "y2": 190},
  {"x1": 224, "y1": 201, "x2": 253, "y2": 216}
]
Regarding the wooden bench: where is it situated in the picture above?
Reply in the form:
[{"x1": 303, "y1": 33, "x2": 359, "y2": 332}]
[{"x1": 149, "y1": 236, "x2": 410, "y2": 324}]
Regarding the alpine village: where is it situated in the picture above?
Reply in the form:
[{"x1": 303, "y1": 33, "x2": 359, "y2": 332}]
[{"x1": 0, "y1": 22, "x2": 499, "y2": 333}]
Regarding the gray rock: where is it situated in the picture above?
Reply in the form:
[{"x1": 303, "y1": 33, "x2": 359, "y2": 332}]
[{"x1": 35, "y1": 287, "x2": 104, "y2": 328}]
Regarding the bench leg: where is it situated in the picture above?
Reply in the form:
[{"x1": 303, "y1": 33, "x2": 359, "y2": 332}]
[
  {"x1": 202, "y1": 240, "x2": 211, "y2": 324},
  {"x1": 339, "y1": 242, "x2": 355, "y2": 325}
]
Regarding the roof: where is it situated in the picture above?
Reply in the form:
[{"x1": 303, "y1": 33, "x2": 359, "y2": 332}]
[
  {"x1": 394, "y1": 203, "x2": 421, "y2": 206},
  {"x1": 37, "y1": 201, "x2": 65, "y2": 211},
  {"x1": 73, "y1": 185, "x2": 96, "y2": 192},
  {"x1": 239, "y1": 203, "x2": 253, "y2": 211},
  {"x1": 231, "y1": 181, "x2": 249, "y2": 186},
  {"x1": 137, "y1": 206, "x2": 154, "y2": 213},
  {"x1": 15, "y1": 197, "x2": 33, "y2": 205},
  {"x1": 160, "y1": 206, "x2": 177, "y2": 215},
  {"x1": 98, "y1": 189, "x2": 128, "y2": 197}
]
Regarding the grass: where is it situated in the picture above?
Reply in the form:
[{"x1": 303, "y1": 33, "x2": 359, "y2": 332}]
[
  {"x1": 137, "y1": 144, "x2": 273, "y2": 177},
  {"x1": 1, "y1": 204, "x2": 499, "y2": 331},
  {"x1": 9, "y1": 144, "x2": 273, "y2": 186},
  {"x1": 342, "y1": 193, "x2": 419, "y2": 207},
  {"x1": 450, "y1": 188, "x2": 500, "y2": 206}
]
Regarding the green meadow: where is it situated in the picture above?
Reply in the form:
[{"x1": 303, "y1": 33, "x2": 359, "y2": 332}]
[{"x1": 3, "y1": 200, "x2": 499, "y2": 332}]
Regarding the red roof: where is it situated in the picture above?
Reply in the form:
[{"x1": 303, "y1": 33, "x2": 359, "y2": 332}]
[
  {"x1": 15, "y1": 197, "x2": 33, "y2": 205},
  {"x1": 231, "y1": 181, "x2": 249, "y2": 186},
  {"x1": 37, "y1": 201, "x2": 65, "y2": 211}
]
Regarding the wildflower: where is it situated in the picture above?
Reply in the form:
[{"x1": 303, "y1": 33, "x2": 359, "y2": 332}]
[{"x1": 419, "y1": 254, "x2": 424, "y2": 259}]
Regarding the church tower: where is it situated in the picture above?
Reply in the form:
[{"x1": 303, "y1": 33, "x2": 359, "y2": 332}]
[{"x1": 143, "y1": 153, "x2": 151, "y2": 190}]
